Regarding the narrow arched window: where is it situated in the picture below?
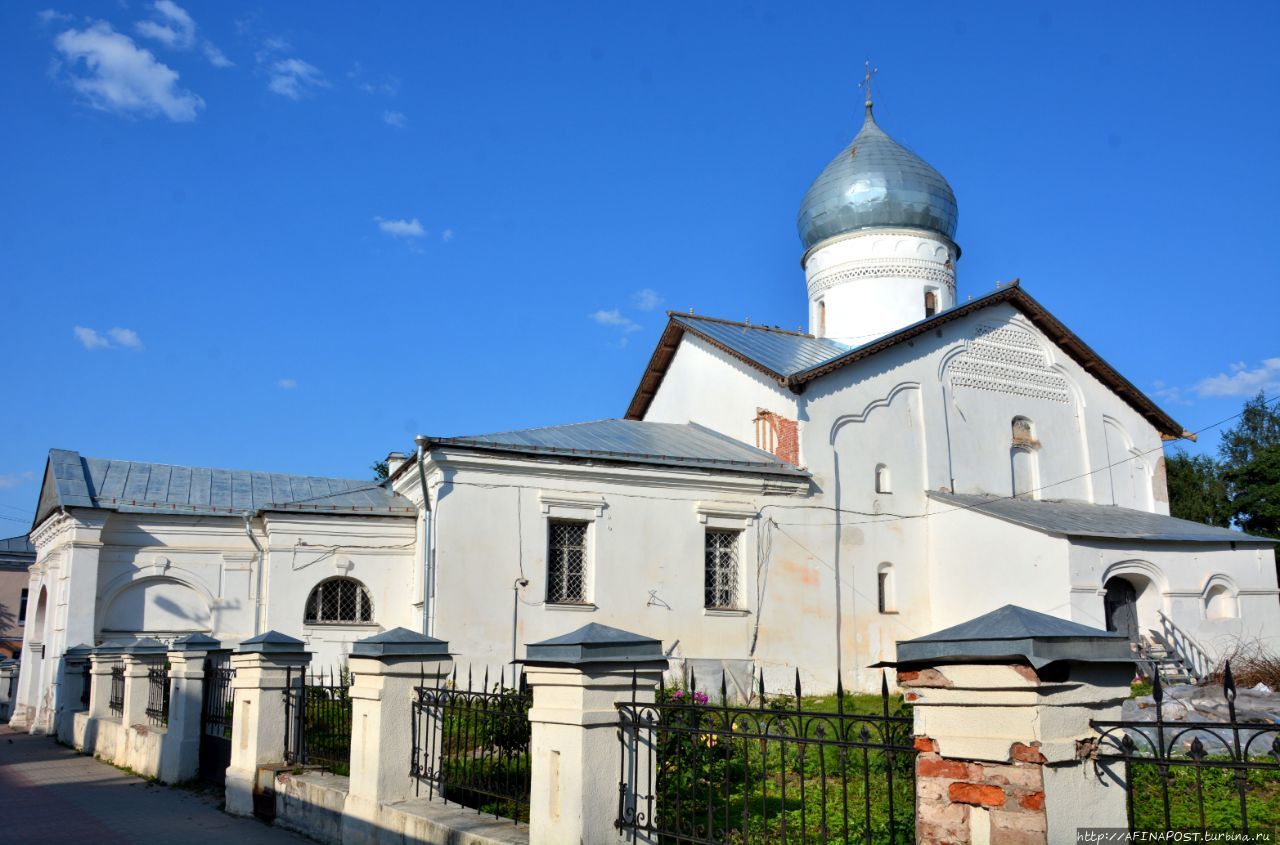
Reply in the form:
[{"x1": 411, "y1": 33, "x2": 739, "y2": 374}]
[
  {"x1": 875, "y1": 463, "x2": 891, "y2": 494},
  {"x1": 924, "y1": 290, "x2": 937, "y2": 318},
  {"x1": 1011, "y1": 416, "x2": 1039, "y2": 498},
  {"x1": 816, "y1": 300, "x2": 826, "y2": 336},
  {"x1": 877, "y1": 563, "x2": 895, "y2": 613},
  {"x1": 304, "y1": 577, "x2": 374, "y2": 624}
]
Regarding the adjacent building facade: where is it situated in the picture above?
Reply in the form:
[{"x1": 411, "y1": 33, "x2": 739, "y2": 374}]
[{"x1": 11, "y1": 94, "x2": 1279, "y2": 730}]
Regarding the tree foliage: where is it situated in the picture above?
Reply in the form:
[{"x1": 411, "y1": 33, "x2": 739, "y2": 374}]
[
  {"x1": 1165, "y1": 448, "x2": 1230, "y2": 527},
  {"x1": 1224, "y1": 442, "x2": 1280, "y2": 540},
  {"x1": 1219, "y1": 392, "x2": 1280, "y2": 469}
]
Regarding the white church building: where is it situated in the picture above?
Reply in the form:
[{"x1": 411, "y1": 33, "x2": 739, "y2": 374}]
[{"x1": 12, "y1": 93, "x2": 1279, "y2": 731}]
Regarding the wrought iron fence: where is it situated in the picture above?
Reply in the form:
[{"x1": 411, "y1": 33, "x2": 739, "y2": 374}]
[
  {"x1": 284, "y1": 666, "x2": 353, "y2": 775},
  {"x1": 80, "y1": 661, "x2": 91, "y2": 708},
  {"x1": 616, "y1": 670, "x2": 917, "y2": 845},
  {"x1": 1091, "y1": 662, "x2": 1280, "y2": 835},
  {"x1": 410, "y1": 665, "x2": 532, "y2": 824},
  {"x1": 199, "y1": 652, "x2": 236, "y2": 784},
  {"x1": 108, "y1": 662, "x2": 125, "y2": 718},
  {"x1": 145, "y1": 662, "x2": 170, "y2": 727}
]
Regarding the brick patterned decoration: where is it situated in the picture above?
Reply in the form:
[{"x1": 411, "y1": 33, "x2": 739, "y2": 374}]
[
  {"x1": 914, "y1": 736, "x2": 1048, "y2": 845},
  {"x1": 753, "y1": 409, "x2": 799, "y2": 466}
]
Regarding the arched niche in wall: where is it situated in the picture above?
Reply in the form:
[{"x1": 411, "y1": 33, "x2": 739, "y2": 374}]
[
  {"x1": 1102, "y1": 416, "x2": 1151, "y2": 511},
  {"x1": 1202, "y1": 576, "x2": 1239, "y2": 621},
  {"x1": 99, "y1": 576, "x2": 213, "y2": 636}
]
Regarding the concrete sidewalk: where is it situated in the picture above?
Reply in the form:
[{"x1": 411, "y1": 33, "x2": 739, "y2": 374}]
[{"x1": 0, "y1": 726, "x2": 311, "y2": 844}]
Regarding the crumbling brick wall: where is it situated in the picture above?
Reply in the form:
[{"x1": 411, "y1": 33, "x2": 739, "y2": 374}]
[{"x1": 754, "y1": 408, "x2": 799, "y2": 466}]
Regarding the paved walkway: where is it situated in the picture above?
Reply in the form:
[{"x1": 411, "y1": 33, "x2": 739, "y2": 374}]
[{"x1": 0, "y1": 726, "x2": 310, "y2": 844}]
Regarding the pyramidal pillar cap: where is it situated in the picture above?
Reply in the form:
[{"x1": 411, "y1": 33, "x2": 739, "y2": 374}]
[
  {"x1": 238, "y1": 630, "x2": 307, "y2": 654},
  {"x1": 523, "y1": 623, "x2": 665, "y2": 666},
  {"x1": 351, "y1": 627, "x2": 449, "y2": 658},
  {"x1": 879, "y1": 604, "x2": 1133, "y2": 670}
]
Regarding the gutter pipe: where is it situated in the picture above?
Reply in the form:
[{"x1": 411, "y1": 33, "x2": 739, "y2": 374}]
[
  {"x1": 243, "y1": 512, "x2": 265, "y2": 636},
  {"x1": 414, "y1": 436, "x2": 433, "y2": 637}
]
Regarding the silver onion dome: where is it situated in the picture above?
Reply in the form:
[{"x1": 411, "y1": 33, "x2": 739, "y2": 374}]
[{"x1": 797, "y1": 103, "x2": 958, "y2": 252}]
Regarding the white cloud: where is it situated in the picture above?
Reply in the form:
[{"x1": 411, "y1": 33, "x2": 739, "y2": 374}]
[
  {"x1": 135, "y1": 0, "x2": 195, "y2": 49},
  {"x1": 590, "y1": 309, "x2": 642, "y2": 333},
  {"x1": 203, "y1": 41, "x2": 233, "y2": 68},
  {"x1": 74, "y1": 325, "x2": 143, "y2": 350},
  {"x1": 267, "y1": 57, "x2": 327, "y2": 99},
  {"x1": 0, "y1": 471, "x2": 36, "y2": 490},
  {"x1": 277, "y1": 378, "x2": 298, "y2": 390},
  {"x1": 382, "y1": 110, "x2": 406, "y2": 128},
  {"x1": 108, "y1": 326, "x2": 143, "y2": 349},
  {"x1": 441, "y1": 228, "x2": 454, "y2": 243},
  {"x1": 74, "y1": 326, "x2": 110, "y2": 349},
  {"x1": 376, "y1": 217, "x2": 426, "y2": 238},
  {"x1": 632, "y1": 288, "x2": 663, "y2": 311},
  {"x1": 1194, "y1": 358, "x2": 1280, "y2": 398},
  {"x1": 54, "y1": 22, "x2": 203, "y2": 121},
  {"x1": 37, "y1": 9, "x2": 74, "y2": 24}
]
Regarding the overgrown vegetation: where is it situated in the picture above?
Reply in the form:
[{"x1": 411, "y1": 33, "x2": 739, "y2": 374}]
[
  {"x1": 1130, "y1": 759, "x2": 1280, "y2": 833},
  {"x1": 1210, "y1": 641, "x2": 1280, "y2": 690}
]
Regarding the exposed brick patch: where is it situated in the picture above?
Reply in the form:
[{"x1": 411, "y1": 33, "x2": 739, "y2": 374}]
[
  {"x1": 753, "y1": 409, "x2": 799, "y2": 466},
  {"x1": 1010, "y1": 742, "x2": 1046, "y2": 764},
  {"x1": 918, "y1": 757, "x2": 976, "y2": 780},
  {"x1": 1011, "y1": 664, "x2": 1042, "y2": 683},
  {"x1": 914, "y1": 736, "x2": 937, "y2": 753},
  {"x1": 949, "y1": 782, "x2": 1006, "y2": 807},
  {"x1": 898, "y1": 667, "x2": 953, "y2": 688},
  {"x1": 1018, "y1": 791, "x2": 1045, "y2": 811}
]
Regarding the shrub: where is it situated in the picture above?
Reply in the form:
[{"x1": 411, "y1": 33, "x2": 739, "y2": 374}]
[{"x1": 1210, "y1": 639, "x2": 1280, "y2": 690}]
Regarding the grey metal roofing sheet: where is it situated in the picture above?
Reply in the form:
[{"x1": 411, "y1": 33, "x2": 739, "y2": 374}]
[
  {"x1": 929, "y1": 491, "x2": 1272, "y2": 544},
  {"x1": 38, "y1": 449, "x2": 416, "y2": 523},
  {"x1": 0, "y1": 534, "x2": 34, "y2": 554},
  {"x1": 673, "y1": 315, "x2": 850, "y2": 378},
  {"x1": 428, "y1": 419, "x2": 807, "y2": 477}
]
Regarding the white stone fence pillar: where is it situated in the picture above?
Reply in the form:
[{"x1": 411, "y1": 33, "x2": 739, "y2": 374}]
[
  {"x1": 88, "y1": 641, "x2": 127, "y2": 721},
  {"x1": 0, "y1": 659, "x2": 18, "y2": 721},
  {"x1": 225, "y1": 631, "x2": 312, "y2": 819},
  {"x1": 523, "y1": 623, "x2": 668, "y2": 845},
  {"x1": 120, "y1": 637, "x2": 168, "y2": 730},
  {"x1": 56, "y1": 644, "x2": 93, "y2": 743},
  {"x1": 341, "y1": 627, "x2": 453, "y2": 845},
  {"x1": 159, "y1": 633, "x2": 222, "y2": 784},
  {"x1": 893, "y1": 605, "x2": 1135, "y2": 845}
]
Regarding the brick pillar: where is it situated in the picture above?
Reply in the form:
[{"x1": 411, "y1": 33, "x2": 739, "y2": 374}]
[
  {"x1": 906, "y1": 661, "x2": 1131, "y2": 844},
  {"x1": 56, "y1": 644, "x2": 93, "y2": 743},
  {"x1": 158, "y1": 634, "x2": 221, "y2": 784},
  {"x1": 225, "y1": 631, "x2": 311, "y2": 818},
  {"x1": 524, "y1": 623, "x2": 667, "y2": 845},
  {"x1": 342, "y1": 628, "x2": 453, "y2": 845}
]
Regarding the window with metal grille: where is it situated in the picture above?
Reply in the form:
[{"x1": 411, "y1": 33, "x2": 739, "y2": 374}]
[
  {"x1": 546, "y1": 520, "x2": 588, "y2": 604},
  {"x1": 304, "y1": 578, "x2": 374, "y2": 624},
  {"x1": 704, "y1": 530, "x2": 741, "y2": 609}
]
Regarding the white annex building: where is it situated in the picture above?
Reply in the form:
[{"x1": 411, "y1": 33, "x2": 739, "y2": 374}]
[{"x1": 12, "y1": 93, "x2": 1280, "y2": 731}]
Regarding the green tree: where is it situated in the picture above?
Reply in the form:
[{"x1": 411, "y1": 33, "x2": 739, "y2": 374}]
[
  {"x1": 1225, "y1": 442, "x2": 1280, "y2": 540},
  {"x1": 1218, "y1": 391, "x2": 1280, "y2": 469},
  {"x1": 371, "y1": 460, "x2": 389, "y2": 481},
  {"x1": 1165, "y1": 448, "x2": 1230, "y2": 527}
]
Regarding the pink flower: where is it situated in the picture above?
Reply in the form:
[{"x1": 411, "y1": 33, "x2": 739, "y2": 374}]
[{"x1": 693, "y1": 691, "x2": 709, "y2": 705}]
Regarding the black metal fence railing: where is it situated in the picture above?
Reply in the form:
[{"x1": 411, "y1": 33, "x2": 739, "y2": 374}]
[
  {"x1": 284, "y1": 666, "x2": 353, "y2": 775},
  {"x1": 1091, "y1": 661, "x2": 1280, "y2": 835},
  {"x1": 616, "y1": 670, "x2": 917, "y2": 845},
  {"x1": 199, "y1": 652, "x2": 236, "y2": 784},
  {"x1": 108, "y1": 662, "x2": 125, "y2": 718},
  {"x1": 80, "y1": 661, "x2": 91, "y2": 708},
  {"x1": 411, "y1": 666, "x2": 532, "y2": 824},
  {"x1": 145, "y1": 662, "x2": 171, "y2": 727}
]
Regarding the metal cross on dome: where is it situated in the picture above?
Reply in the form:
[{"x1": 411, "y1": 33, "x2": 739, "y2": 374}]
[{"x1": 860, "y1": 60, "x2": 878, "y2": 106}]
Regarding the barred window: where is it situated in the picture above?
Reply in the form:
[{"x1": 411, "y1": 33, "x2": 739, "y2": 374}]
[
  {"x1": 304, "y1": 577, "x2": 374, "y2": 624},
  {"x1": 547, "y1": 521, "x2": 588, "y2": 604},
  {"x1": 704, "y1": 530, "x2": 741, "y2": 609}
]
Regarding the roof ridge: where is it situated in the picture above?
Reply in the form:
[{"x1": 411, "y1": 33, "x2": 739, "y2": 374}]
[
  {"x1": 672, "y1": 312, "x2": 820, "y2": 339},
  {"x1": 71, "y1": 451, "x2": 372, "y2": 486}
]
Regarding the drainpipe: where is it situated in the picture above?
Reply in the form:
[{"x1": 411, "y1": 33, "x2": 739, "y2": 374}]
[
  {"x1": 243, "y1": 512, "x2": 265, "y2": 636},
  {"x1": 414, "y1": 436, "x2": 433, "y2": 637}
]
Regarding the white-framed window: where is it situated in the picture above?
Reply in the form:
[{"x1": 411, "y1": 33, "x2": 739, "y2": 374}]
[
  {"x1": 924, "y1": 289, "x2": 938, "y2": 318},
  {"x1": 547, "y1": 520, "x2": 589, "y2": 604},
  {"x1": 304, "y1": 577, "x2": 374, "y2": 625},
  {"x1": 875, "y1": 463, "x2": 892, "y2": 494},
  {"x1": 704, "y1": 529, "x2": 742, "y2": 609},
  {"x1": 877, "y1": 562, "x2": 896, "y2": 613}
]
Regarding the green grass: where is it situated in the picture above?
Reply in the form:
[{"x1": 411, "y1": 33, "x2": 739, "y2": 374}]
[{"x1": 1130, "y1": 759, "x2": 1280, "y2": 834}]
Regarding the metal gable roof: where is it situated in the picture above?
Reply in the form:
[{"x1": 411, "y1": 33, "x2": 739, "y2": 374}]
[
  {"x1": 929, "y1": 491, "x2": 1272, "y2": 544},
  {"x1": 670, "y1": 315, "x2": 851, "y2": 378},
  {"x1": 0, "y1": 534, "x2": 34, "y2": 554},
  {"x1": 423, "y1": 419, "x2": 807, "y2": 478},
  {"x1": 33, "y1": 449, "x2": 417, "y2": 527}
]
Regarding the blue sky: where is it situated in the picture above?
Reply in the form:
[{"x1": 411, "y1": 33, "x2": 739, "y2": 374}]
[{"x1": 1, "y1": 1, "x2": 1277, "y2": 531}]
